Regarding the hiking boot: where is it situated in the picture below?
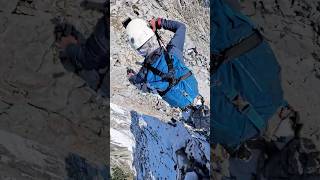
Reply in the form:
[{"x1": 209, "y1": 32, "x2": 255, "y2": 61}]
[
  {"x1": 190, "y1": 105, "x2": 210, "y2": 131},
  {"x1": 272, "y1": 105, "x2": 302, "y2": 149},
  {"x1": 278, "y1": 105, "x2": 301, "y2": 131},
  {"x1": 181, "y1": 107, "x2": 195, "y2": 127},
  {"x1": 231, "y1": 143, "x2": 252, "y2": 161},
  {"x1": 181, "y1": 95, "x2": 210, "y2": 131}
]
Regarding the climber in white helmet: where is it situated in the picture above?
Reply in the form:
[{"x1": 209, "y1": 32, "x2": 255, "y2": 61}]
[{"x1": 123, "y1": 17, "x2": 209, "y2": 131}]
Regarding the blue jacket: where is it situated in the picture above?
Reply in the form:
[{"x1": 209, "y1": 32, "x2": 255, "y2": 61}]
[
  {"x1": 211, "y1": 0, "x2": 285, "y2": 148},
  {"x1": 130, "y1": 19, "x2": 199, "y2": 109},
  {"x1": 132, "y1": 19, "x2": 187, "y2": 86}
]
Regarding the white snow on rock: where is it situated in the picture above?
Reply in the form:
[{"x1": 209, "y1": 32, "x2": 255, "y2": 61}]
[
  {"x1": 185, "y1": 172, "x2": 198, "y2": 180},
  {"x1": 110, "y1": 103, "x2": 126, "y2": 115},
  {"x1": 110, "y1": 128, "x2": 135, "y2": 152},
  {"x1": 110, "y1": 103, "x2": 210, "y2": 179}
]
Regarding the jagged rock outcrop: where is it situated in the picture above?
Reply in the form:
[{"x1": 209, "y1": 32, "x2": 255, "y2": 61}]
[{"x1": 111, "y1": 103, "x2": 210, "y2": 179}]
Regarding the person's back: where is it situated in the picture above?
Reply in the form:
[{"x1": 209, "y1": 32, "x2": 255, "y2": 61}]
[
  {"x1": 211, "y1": 0, "x2": 285, "y2": 150},
  {"x1": 125, "y1": 18, "x2": 208, "y2": 126},
  {"x1": 55, "y1": 14, "x2": 109, "y2": 97}
]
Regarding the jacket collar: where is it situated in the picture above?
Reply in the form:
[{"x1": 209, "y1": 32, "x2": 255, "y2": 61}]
[{"x1": 144, "y1": 47, "x2": 163, "y2": 64}]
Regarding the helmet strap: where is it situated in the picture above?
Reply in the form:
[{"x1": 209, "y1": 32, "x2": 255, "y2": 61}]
[{"x1": 155, "y1": 30, "x2": 167, "y2": 52}]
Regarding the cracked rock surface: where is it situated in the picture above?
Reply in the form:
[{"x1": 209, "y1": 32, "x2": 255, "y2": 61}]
[
  {"x1": 110, "y1": 103, "x2": 210, "y2": 179},
  {"x1": 242, "y1": 0, "x2": 320, "y2": 151},
  {"x1": 110, "y1": 0, "x2": 210, "y2": 179},
  {"x1": 0, "y1": 0, "x2": 108, "y2": 179}
]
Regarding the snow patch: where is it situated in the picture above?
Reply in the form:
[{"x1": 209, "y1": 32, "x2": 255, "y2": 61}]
[
  {"x1": 110, "y1": 103, "x2": 126, "y2": 115},
  {"x1": 110, "y1": 128, "x2": 135, "y2": 152}
]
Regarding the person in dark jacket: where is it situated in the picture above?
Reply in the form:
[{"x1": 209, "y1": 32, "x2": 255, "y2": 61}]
[
  {"x1": 125, "y1": 18, "x2": 209, "y2": 127},
  {"x1": 56, "y1": 15, "x2": 109, "y2": 97}
]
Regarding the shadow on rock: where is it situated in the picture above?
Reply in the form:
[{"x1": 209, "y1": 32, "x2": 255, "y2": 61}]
[
  {"x1": 65, "y1": 153, "x2": 109, "y2": 180},
  {"x1": 129, "y1": 110, "x2": 210, "y2": 179}
]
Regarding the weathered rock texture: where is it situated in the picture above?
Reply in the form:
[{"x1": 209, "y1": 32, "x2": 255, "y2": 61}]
[
  {"x1": 110, "y1": 0, "x2": 210, "y2": 119},
  {"x1": 110, "y1": 103, "x2": 210, "y2": 179},
  {"x1": 241, "y1": 0, "x2": 320, "y2": 140},
  {"x1": 110, "y1": 0, "x2": 210, "y2": 179},
  {"x1": 0, "y1": 0, "x2": 108, "y2": 179}
]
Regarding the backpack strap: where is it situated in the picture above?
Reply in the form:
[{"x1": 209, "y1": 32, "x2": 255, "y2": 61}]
[
  {"x1": 164, "y1": 50, "x2": 174, "y2": 76},
  {"x1": 159, "y1": 71, "x2": 193, "y2": 96},
  {"x1": 143, "y1": 51, "x2": 175, "y2": 82},
  {"x1": 222, "y1": 86, "x2": 266, "y2": 132},
  {"x1": 143, "y1": 63, "x2": 167, "y2": 79},
  {"x1": 211, "y1": 30, "x2": 263, "y2": 74},
  {"x1": 144, "y1": 50, "x2": 192, "y2": 96}
]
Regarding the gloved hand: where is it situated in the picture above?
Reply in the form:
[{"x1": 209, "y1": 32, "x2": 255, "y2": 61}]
[
  {"x1": 54, "y1": 21, "x2": 80, "y2": 50},
  {"x1": 149, "y1": 17, "x2": 162, "y2": 32},
  {"x1": 127, "y1": 68, "x2": 136, "y2": 78},
  {"x1": 127, "y1": 68, "x2": 137, "y2": 83},
  {"x1": 57, "y1": 35, "x2": 78, "y2": 50}
]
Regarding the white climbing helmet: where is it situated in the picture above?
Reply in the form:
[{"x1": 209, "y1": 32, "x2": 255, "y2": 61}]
[{"x1": 125, "y1": 18, "x2": 155, "y2": 50}]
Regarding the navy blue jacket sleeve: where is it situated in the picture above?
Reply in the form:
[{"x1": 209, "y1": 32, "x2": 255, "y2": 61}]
[
  {"x1": 65, "y1": 16, "x2": 108, "y2": 70},
  {"x1": 129, "y1": 67, "x2": 146, "y2": 84},
  {"x1": 161, "y1": 19, "x2": 186, "y2": 51},
  {"x1": 128, "y1": 67, "x2": 152, "y2": 93}
]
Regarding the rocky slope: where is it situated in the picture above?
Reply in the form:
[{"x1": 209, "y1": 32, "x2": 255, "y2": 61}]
[
  {"x1": 111, "y1": 103, "x2": 210, "y2": 179},
  {"x1": 110, "y1": 0, "x2": 210, "y2": 179},
  {"x1": 0, "y1": 0, "x2": 108, "y2": 179},
  {"x1": 110, "y1": 0, "x2": 210, "y2": 118},
  {"x1": 242, "y1": 0, "x2": 320, "y2": 140}
]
